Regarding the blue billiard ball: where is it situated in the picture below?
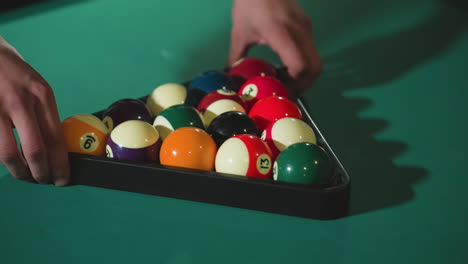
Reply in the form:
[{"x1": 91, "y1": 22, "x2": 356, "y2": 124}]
[{"x1": 188, "y1": 71, "x2": 238, "y2": 94}]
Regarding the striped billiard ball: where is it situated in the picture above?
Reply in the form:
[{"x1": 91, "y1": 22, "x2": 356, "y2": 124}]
[
  {"x1": 215, "y1": 134, "x2": 273, "y2": 178},
  {"x1": 153, "y1": 105, "x2": 205, "y2": 140},
  {"x1": 62, "y1": 114, "x2": 109, "y2": 156},
  {"x1": 261, "y1": 117, "x2": 316, "y2": 160},
  {"x1": 106, "y1": 120, "x2": 161, "y2": 162}
]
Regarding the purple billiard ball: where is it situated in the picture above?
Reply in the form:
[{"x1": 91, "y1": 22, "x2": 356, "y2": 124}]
[
  {"x1": 106, "y1": 120, "x2": 161, "y2": 162},
  {"x1": 102, "y1": 98, "x2": 153, "y2": 132}
]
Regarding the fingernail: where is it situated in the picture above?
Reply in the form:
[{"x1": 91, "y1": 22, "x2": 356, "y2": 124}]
[{"x1": 54, "y1": 177, "x2": 70, "y2": 187}]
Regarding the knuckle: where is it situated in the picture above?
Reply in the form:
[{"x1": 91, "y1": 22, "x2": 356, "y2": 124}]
[
  {"x1": 31, "y1": 81, "x2": 53, "y2": 101},
  {"x1": 0, "y1": 151, "x2": 21, "y2": 166},
  {"x1": 4, "y1": 93, "x2": 29, "y2": 112},
  {"x1": 23, "y1": 147, "x2": 46, "y2": 164}
]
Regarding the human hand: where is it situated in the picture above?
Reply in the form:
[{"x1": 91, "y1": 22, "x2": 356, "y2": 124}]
[
  {"x1": 229, "y1": 0, "x2": 322, "y2": 92},
  {"x1": 0, "y1": 39, "x2": 69, "y2": 186}
]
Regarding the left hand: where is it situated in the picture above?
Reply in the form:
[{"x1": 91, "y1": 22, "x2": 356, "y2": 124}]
[{"x1": 229, "y1": 0, "x2": 322, "y2": 92}]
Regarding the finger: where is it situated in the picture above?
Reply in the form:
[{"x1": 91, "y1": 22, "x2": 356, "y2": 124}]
[
  {"x1": 9, "y1": 96, "x2": 51, "y2": 184},
  {"x1": 33, "y1": 82, "x2": 70, "y2": 186},
  {"x1": 265, "y1": 26, "x2": 306, "y2": 94},
  {"x1": 228, "y1": 26, "x2": 252, "y2": 67},
  {"x1": 0, "y1": 115, "x2": 33, "y2": 182},
  {"x1": 266, "y1": 25, "x2": 322, "y2": 91},
  {"x1": 294, "y1": 25, "x2": 323, "y2": 90}
]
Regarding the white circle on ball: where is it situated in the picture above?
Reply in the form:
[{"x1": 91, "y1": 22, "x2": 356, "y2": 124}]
[
  {"x1": 217, "y1": 89, "x2": 236, "y2": 96},
  {"x1": 256, "y1": 154, "x2": 272, "y2": 175},
  {"x1": 241, "y1": 84, "x2": 258, "y2": 101},
  {"x1": 215, "y1": 138, "x2": 249, "y2": 176},
  {"x1": 106, "y1": 145, "x2": 114, "y2": 158},
  {"x1": 273, "y1": 161, "x2": 278, "y2": 181}
]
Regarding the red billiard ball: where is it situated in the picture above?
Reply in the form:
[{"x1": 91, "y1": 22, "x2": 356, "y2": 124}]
[
  {"x1": 215, "y1": 134, "x2": 273, "y2": 179},
  {"x1": 261, "y1": 117, "x2": 316, "y2": 160},
  {"x1": 248, "y1": 96, "x2": 302, "y2": 132},
  {"x1": 197, "y1": 89, "x2": 247, "y2": 126},
  {"x1": 228, "y1": 57, "x2": 277, "y2": 85},
  {"x1": 238, "y1": 76, "x2": 289, "y2": 110}
]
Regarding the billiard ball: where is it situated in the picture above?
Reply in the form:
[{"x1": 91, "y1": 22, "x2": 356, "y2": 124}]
[
  {"x1": 153, "y1": 104, "x2": 205, "y2": 140},
  {"x1": 102, "y1": 98, "x2": 153, "y2": 132},
  {"x1": 273, "y1": 142, "x2": 333, "y2": 185},
  {"x1": 248, "y1": 96, "x2": 302, "y2": 132},
  {"x1": 228, "y1": 57, "x2": 277, "y2": 85},
  {"x1": 188, "y1": 71, "x2": 238, "y2": 93},
  {"x1": 215, "y1": 134, "x2": 273, "y2": 178},
  {"x1": 197, "y1": 90, "x2": 247, "y2": 126},
  {"x1": 62, "y1": 114, "x2": 109, "y2": 156},
  {"x1": 261, "y1": 117, "x2": 316, "y2": 160},
  {"x1": 184, "y1": 88, "x2": 207, "y2": 108},
  {"x1": 238, "y1": 76, "x2": 288, "y2": 110},
  {"x1": 146, "y1": 83, "x2": 187, "y2": 116},
  {"x1": 207, "y1": 111, "x2": 259, "y2": 147},
  {"x1": 106, "y1": 120, "x2": 161, "y2": 162},
  {"x1": 160, "y1": 127, "x2": 217, "y2": 171}
]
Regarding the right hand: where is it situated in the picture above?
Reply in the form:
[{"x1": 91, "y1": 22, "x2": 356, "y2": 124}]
[{"x1": 0, "y1": 43, "x2": 69, "y2": 186}]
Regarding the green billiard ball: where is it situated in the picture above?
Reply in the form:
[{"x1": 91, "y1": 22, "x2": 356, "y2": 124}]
[
  {"x1": 273, "y1": 142, "x2": 333, "y2": 185},
  {"x1": 153, "y1": 105, "x2": 205, "y2": 140}
]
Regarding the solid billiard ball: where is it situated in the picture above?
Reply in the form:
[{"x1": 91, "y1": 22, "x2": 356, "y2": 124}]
[
  {"x1": 102, "y1": 98, "x2": 153, "y2": 132},
  {"x1": 62, "y1": 114, "x2": 109, "y2": 156},
  {"x1": 228, "y1": 57, "x2": 277, "y2": 85},
  {"x1": 106, "y1": 120, "x2": 161, "y2": 162},
  {"x1": 153, "y1": 104, "x2": 205, "y2": 140},
  {"x1": 197, "y1": 89, "x2": 247, "y2": 126},
  {"x1": 248, "y1": 96, "x2": 302, "y2": 132},
  {"x1": 273, "y1": 142, "x2": 333, "y2": 185},
  {"x1": 146, "y1": 83, "x2": 187, "y2": 116},
  {"x1": 184, "y1": 88, "x2": 207, "y2": 108},
  {"x1": 160, "y1": 127, "x2": 217, "y2": 171},
  {"x1": 188, "y1": 71, "x2": 238, "y2": 93},
  {"x1": 261, "y1": 117, "x2": 316, "y2": 160},
  {"x1": 215, "y1": 134, "x2": 273, "y2": 178},
  {"x1": 238, "y1": 76, "x2": 288, "y2": 110},
  {"x1": 207, "y1": 111, "x2": 259, "y2": 147}
]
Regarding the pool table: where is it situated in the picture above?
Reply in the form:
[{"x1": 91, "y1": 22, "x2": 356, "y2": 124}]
[{"x1": 0, "y1": 0, "x2": 467, "y2": 263}]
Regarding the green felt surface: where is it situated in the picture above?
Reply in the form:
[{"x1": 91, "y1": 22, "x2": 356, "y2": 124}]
[{"x1": 1, "y1": 0, "x2": 467, "y2": 263}]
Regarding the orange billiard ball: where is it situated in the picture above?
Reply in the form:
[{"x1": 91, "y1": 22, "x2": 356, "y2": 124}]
[
  {"x1": 160, "y1": 127, "x2": 217, "y2": 171},
  {"x1": 61, "y1": 114, "x2": 109, "y2": 156}
]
